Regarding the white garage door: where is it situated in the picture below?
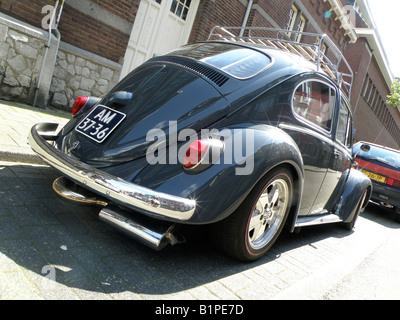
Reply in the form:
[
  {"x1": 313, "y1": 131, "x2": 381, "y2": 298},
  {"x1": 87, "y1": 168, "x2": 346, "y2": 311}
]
[{"x1": 120, "y1": 0, "x2": 199, "y2": 79}]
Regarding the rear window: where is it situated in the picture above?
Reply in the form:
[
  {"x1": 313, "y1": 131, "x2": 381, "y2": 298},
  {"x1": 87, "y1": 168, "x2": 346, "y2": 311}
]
[
  {"x1": 169, "y1": 43, "x2": 272, "y2": 79},
  {"x1": 354, "y1": 143, "x2": 400, "y2": 168}
]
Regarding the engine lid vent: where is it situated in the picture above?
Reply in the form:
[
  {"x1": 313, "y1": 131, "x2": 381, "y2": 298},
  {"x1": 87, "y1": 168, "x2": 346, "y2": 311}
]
[{"x1": 150, "y1": 56, "x2": 229, "y2": 87}]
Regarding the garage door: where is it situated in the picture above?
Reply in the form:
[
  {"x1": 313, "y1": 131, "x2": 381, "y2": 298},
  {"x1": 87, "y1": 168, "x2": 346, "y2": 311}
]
[{"x1": 120, "y1": 0, "x2": 199, "y2": 79}]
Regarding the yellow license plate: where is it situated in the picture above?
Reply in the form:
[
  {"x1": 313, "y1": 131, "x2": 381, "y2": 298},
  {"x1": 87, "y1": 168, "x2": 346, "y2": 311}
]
[{"x1": 361, "y1": 169, "x2": 387, "y2": 183}]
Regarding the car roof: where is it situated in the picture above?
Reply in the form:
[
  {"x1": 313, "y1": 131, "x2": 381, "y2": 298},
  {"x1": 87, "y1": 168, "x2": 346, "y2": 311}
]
[
  {"x1": 163, "y1": 41, "x2": 325, "y2": 84},
  {"x1": 207, "y1": 27, "x2": 354, "y2": 100}
]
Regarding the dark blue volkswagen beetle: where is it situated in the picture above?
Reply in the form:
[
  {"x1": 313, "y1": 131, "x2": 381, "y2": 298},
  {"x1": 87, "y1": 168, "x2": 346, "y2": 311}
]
[{"x1": 29, "y1": 27, "x2": 372, "y2": 261}]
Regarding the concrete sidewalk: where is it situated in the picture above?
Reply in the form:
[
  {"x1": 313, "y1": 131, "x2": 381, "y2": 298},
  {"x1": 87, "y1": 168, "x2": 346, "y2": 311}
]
[{"x1": 0, "y1": 99, "x2": 70, "y2": 164}]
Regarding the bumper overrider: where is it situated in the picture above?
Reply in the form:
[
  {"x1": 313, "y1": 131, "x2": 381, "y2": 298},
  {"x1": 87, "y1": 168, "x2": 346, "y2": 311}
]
[{"x1": 28, "y1": 123, "x2": 196, "y2": 250}]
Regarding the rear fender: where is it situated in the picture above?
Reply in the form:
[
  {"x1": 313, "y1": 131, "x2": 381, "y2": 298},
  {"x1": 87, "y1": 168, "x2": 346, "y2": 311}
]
[
  {"x1": 334, "y1": 169, "x2": 372, "y2": 223},
  {"x1": 132, "y1": 124, "x2": 304, "y2": 224}
]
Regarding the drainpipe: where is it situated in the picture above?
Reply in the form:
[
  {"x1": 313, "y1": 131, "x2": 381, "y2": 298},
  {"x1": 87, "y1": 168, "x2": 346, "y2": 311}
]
[
  {"x1": 239, "y1": 0, "x2": 254, "y2": 37},
  {"x1": 33, "y1": 0, "x2": 64, "y2": 108}
]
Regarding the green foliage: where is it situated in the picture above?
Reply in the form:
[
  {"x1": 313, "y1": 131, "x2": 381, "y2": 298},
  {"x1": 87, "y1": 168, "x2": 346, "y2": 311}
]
[{"x1": 387, "y1": 79, "x2": 400, "y2": 108}]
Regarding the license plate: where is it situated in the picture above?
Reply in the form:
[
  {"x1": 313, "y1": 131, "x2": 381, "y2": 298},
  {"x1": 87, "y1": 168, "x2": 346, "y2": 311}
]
[
  {"x1": 360, "y1": 169, "x2": 387, "y2": 183},
  {"x1": 75, "y1": 105, "x2": 126, "y2": 143}
]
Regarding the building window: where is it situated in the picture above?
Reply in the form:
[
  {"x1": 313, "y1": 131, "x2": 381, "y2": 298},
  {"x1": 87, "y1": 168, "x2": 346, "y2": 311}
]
[
  {"x1": 361, "y1": 77, "x2": 371, "y2": 96},
  {"x1": 295, "y1": 15, "x2": 307, "y2": 41},
  {"x1": 372, "y1": 93, "x2": 380, "y2": 111},
  {"x1": 287, "y1": 5, "x2": 299, "y2": 32},
  {"x1": 154, "y1": 0, "x2": 162, "y2": 4},
  {"x1": 368, "y1": 85, "x2": 376, "y2": 105},
  {"x1": 287, "y1": 5, "x2": 307, "y2": 42},
  {"x1": 170, "y1": 0, "x2": 192, "y2": 21}
]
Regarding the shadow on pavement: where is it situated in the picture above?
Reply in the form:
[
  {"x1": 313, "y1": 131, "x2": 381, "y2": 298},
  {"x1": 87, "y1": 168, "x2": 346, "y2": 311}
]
[
  {"x1": 360, "y1": 200, "x2": 400, "y2": 229},
  {"x1": 0, "y1": 162, "x2": 382, "y2": 298}
]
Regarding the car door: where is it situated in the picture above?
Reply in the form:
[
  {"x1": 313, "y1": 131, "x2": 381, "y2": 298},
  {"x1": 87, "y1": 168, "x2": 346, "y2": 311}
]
[
  {"x1": 288, "y1": 79, "x2": 337, "y2": 215},
  {"x1": 310, "y1": 95, "x2": 353, "y2": 214}
]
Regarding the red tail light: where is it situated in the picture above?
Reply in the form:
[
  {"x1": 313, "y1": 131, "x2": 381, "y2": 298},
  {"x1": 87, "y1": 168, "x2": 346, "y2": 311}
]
[
  {"x1": 71, "y1": 96, "x2": 89, "y2": 115},
  {"x1": 183, "y1": 140, "x2": 209, "y2": 169},
  {"x1": 387, "y1": 178, "x2": 400, "y2": 188}
]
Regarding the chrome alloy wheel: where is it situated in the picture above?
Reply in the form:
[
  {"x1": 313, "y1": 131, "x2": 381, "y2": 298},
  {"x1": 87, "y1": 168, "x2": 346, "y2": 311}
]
[{"x1": 247, "y1": 178, "x2": 290, "y2": 250}]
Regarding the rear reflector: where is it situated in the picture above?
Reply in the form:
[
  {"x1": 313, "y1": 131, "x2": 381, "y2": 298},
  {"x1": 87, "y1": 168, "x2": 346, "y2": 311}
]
[{"x1": 71, "y1": 96, "x2": 89, "y2": 115}]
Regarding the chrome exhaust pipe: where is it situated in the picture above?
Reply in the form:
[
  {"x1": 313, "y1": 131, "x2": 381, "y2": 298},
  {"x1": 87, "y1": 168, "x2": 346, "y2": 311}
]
[
  {"x1": 53, "y1": 176, "x2": 184, "y2": 250},
  {"x1": 99, "y1": 206, "x2": 184, "y2": 251},
  {"x1": 53, "y1": 176, "x2": 108, "y2": 207}
]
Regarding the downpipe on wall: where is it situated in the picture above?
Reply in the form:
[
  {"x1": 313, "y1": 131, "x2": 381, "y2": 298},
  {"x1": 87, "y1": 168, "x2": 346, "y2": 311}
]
[
  {"x1": 33, "y1": 0, "x2": 64, "y2": 108},
  {"x1": 239, "y1": 0, "x2": 254, "y2": 37}
]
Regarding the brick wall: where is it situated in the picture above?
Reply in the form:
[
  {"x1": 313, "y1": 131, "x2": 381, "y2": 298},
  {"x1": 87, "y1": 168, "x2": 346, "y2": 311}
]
[
  {"x1": 253, "y1": 0, "x2": 292, "y2": 28},
  {"x1": 57, "y1": 4, "x2": 129, "y2": 63},
  {"x1": 90, "y1": 0, "x2": 139, "y2": 24},
  {"x1": 0, "y1": 0, "x2": 44, "y2": 27},
  {"x1": 0, "y1": 0, "x2": 138, "y2": 63},
  {"x1": 189, "y1": 0, "x2": 247, "y2": 42},
  {"x1": 302, "y1": 0, "x2": 348, "y2": 50}
]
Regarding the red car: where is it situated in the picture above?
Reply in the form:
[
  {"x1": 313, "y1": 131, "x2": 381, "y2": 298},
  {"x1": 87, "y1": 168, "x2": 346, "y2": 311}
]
[{"x1": 353, "y1": 141, "x2": 400, "y2": 222}]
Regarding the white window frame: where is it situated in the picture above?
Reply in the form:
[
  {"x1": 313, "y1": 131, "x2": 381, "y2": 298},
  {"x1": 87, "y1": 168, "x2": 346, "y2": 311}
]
[
  {"x1": 287, "y1": 5, "x2": 299, "y2": 32},
  {"x1": 287, "y1": 4, "x2": 307, "y2": 42},
  {"x1": 295, "y1": 15, "x2": 307, "y2": 42}
]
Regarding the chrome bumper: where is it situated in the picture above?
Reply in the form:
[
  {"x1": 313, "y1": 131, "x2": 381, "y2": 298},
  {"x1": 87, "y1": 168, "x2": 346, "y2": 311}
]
[{"x1": 28, "y1": 123, "x2": 196, "y2": 222}]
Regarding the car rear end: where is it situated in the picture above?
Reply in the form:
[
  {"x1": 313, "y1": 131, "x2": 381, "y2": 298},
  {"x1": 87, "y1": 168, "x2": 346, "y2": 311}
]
[{"x1": 353, "y1": 142, "x2": 400, "y2": 215}]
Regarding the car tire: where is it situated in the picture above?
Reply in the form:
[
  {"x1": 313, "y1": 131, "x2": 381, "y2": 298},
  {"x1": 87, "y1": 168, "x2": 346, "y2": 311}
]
[
  {"x1": 342, "y1": 188, "x2": 368, "y2": 230},
  {"x1": 212, "y1": 167, "x2": 293, "y2": 262}
]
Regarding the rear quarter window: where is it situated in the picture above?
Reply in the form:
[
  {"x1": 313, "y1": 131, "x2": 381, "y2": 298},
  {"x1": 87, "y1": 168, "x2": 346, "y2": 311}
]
[{"x1": 292, "y1": 80, "x2": 336, "y2": 132}]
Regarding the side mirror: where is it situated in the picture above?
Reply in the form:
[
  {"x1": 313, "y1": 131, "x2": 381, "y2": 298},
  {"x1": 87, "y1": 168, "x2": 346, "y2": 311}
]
[{"x1": 108, "y1": 91, "x2": 133, "y2": 107}]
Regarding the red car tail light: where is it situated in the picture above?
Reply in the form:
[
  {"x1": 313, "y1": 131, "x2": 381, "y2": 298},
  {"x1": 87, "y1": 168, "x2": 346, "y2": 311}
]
[
  {"x1": 183, "y1": 139, "x2": 224, "y2": 171},
  {"x1": 387, "y1": 178, "x2": 400, "y2": 188},
  {"x1": 183, "y1": 139, "x2": 210, "y2": 169},
  {"x1": 71, "y1": 96, "x2": 89, "y2": 115}
]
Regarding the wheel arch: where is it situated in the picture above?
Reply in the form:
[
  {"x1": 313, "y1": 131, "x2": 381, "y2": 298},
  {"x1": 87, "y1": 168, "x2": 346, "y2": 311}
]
[
  {"x1": 220, "y1": 125, "x2": 305, "y2": 228},
  {"x1": 336, "y1": 169, "x2": 373, "y2": 223}
]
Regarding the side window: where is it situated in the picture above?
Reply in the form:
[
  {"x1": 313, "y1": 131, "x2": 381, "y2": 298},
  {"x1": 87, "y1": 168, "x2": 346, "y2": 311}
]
[
  {"x1": 293, "y1": 81, "x2": 336, "y2": 131},
  {"x1": 337, "y1": 99, "x2": 352, "y2": 147}
]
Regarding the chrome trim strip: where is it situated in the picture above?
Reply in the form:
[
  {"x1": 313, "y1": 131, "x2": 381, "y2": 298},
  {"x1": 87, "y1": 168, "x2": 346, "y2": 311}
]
[
  {"x1": 28, "y1": 123, "x2": 196, "y2": 221},
  {"x1": 294, "y1": 213, "x2": 342, "y2": 228}
]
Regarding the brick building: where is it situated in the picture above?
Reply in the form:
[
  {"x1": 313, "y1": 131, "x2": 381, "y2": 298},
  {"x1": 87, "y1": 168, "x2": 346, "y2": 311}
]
[{"x1": 0, "y1": 0, "x2": 399, "y2": 148}]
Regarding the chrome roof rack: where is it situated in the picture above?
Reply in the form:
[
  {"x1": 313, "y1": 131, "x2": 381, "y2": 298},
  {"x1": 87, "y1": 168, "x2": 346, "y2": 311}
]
[{"x1": 208, "y1": 26, "x2": 354, "y2": 99}]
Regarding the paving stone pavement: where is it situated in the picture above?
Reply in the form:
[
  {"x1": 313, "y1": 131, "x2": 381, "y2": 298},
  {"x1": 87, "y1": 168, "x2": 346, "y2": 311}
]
[
  {"x1": 0, "y1": 99, "x2": 397, "y2": 301},
  {"x1": 0, "y1": 100, "x2": 70, "y2": 164}
]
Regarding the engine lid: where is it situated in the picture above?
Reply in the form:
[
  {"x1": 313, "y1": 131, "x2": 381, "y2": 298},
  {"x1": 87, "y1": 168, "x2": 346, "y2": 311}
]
[{"x1": 60, "y1": 63, "x2": 230, "y2": 167}]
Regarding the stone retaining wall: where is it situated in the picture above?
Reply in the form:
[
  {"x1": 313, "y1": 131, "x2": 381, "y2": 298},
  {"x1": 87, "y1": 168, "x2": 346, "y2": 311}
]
[
  {"x1": 0, "y1": 14, "x2": 48, "y2": 104},
  {"x1": 0, "y1": 13, "x2": 122, "y2": 111},
  {"x1": 49, "y1": 43, "x2": 122, "y2": 110}
]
